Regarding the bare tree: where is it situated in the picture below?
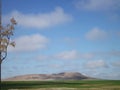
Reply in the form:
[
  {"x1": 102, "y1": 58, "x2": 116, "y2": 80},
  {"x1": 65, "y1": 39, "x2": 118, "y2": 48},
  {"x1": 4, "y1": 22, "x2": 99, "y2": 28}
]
[{"x1": 0, "y1": 0, "x2": 17, "y2": 82}]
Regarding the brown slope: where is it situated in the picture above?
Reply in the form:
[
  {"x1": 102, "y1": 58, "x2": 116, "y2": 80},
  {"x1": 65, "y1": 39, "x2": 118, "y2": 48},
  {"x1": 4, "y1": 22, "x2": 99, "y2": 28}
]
[{"x1": 3, "y1": 72, "x2": 94, "y2": 81}]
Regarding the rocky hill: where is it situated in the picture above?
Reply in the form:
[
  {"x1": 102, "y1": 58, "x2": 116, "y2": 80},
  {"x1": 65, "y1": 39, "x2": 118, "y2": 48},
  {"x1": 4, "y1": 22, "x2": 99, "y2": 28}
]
[{"x1": 3, "y1": 72, "x2": 94, "y2": 81}]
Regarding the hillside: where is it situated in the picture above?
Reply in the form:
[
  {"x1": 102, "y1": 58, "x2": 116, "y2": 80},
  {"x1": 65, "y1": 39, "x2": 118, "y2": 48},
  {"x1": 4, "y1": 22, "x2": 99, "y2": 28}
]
[{"x1": 3, "y1": 72, "x2": 94, "y2": 81}]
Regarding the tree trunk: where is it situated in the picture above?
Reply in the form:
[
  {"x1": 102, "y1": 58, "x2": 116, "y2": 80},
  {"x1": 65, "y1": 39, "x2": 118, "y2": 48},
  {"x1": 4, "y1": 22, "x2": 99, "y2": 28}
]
[
  {"x1": 0, "y1": 0, "x2": 2, "y2": 84},
  {"x1": 0, "y1": 57, "x2": 1, "y2": 83}
]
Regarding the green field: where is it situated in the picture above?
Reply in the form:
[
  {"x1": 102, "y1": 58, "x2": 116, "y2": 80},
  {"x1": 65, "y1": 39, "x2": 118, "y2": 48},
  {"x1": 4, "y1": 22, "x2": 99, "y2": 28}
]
[{"x1": 1, "y1": 80, "x2": 120, "y2": 90}]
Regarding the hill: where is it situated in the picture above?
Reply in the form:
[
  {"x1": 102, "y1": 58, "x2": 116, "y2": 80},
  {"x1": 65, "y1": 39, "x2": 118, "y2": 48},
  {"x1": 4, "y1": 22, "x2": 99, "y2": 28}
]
[{"x1": 3, "y1": 72, "x2": 94, "y2": 81}]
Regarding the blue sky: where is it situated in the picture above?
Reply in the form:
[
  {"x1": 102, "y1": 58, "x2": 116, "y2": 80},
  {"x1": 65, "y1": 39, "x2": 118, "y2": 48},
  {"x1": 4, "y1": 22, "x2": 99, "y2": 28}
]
[{"x1": 1, "y1": 0, "x2": 120, "y2": 80}]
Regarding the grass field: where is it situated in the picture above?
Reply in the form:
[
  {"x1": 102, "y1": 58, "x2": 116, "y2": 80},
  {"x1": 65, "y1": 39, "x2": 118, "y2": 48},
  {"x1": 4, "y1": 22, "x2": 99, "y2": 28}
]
[{"x1": 1, "y1": 80, "x2": 120, "y2": 90}]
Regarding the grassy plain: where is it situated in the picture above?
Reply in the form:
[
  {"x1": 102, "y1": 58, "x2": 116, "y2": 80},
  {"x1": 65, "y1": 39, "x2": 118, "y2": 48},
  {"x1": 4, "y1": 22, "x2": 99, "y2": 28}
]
[{"x1": 1, "y1": 80, "x2": 120, "y2": 90}]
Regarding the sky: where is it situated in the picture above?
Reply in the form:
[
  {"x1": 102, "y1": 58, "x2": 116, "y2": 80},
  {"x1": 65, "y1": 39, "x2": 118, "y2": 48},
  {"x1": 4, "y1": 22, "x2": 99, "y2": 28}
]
[{"x1": 1, "y1": 0, "x2": 120, "y2": 80}]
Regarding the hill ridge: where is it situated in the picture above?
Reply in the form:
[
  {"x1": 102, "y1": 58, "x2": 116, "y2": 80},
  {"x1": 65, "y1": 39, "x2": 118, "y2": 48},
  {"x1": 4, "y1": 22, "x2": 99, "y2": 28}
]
[{"x1": 3, "y1": 72, "x2": 94, "y2": 81}]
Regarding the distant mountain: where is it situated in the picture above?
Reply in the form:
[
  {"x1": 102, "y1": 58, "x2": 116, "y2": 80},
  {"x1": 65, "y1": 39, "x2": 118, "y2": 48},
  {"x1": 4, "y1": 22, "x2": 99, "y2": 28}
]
[{"x1": 3, "y1": 72, "x2": 95, "y2": 81}]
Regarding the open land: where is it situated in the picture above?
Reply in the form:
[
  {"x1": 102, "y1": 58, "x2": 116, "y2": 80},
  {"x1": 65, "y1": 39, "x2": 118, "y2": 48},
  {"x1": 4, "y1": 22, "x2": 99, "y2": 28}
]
[{"x1": 1, "y1": 80, "x2": 120, "y2": 90}]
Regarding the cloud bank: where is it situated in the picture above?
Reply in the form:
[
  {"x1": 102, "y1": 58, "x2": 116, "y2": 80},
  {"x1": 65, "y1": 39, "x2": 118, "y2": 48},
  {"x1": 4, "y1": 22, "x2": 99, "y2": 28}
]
[
  {"x1": 85, "y1": 27, "x2": 107, "y2": 41},
  {"x1": 36, "y1": 50, "x2": 95, "y2": 60},
  {"x1": 76, "y1": 0, "x2": 120, "y2": 11},
  {"x1": 3, "y1": 7, "x2": 73, "y2": 29},
  {"x1": 8, "y1": 34, "x2": 49, "y2": 52},
  {"x1": 85, "y1": 60, "x2": 108, "y2": 69},
  {"x1": 55, "y1": 50, "x2": 79, "y2": 60}
]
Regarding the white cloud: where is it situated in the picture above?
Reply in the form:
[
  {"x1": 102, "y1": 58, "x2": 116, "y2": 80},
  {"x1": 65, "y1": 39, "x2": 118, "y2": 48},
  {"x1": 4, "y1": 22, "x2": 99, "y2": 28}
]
[
  {"x1": 35, "y1": 50, "x2": 120, "y2": 61},
  {"x1": 85, "y1": 60, "x2": 108, "y2": 69},
  {"x1": 85, "y1": 27, "x2": 107, "y2": 40},
  {"x1": 33, "y1": 51, "x2": 95, "y2": 61},
  {"x1": 76, "y1": 0, "x2": 120, "y2": 11},
  {"x1": 3, "y1": 7, "x2": 73, "y2": 29},
  {"x1": 8, "y1": 34, "x2": 49, "y2": 52},
  {"x1": 55, "y1": 50, "x2": 79, "y2": 60},
  {"x1": 54, "y1": 50, "x2": 94, "y2": 60}
]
